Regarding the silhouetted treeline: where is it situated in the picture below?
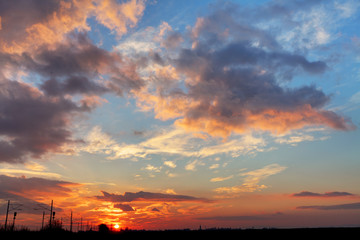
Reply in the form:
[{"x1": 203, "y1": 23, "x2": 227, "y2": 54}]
[{"x1": 1, "y1": 227, "x2": 360, "y2": 239}]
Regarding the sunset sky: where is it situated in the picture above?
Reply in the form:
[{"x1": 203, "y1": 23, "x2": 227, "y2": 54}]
[{"x1": 0, "y1": 0, "x2": 360, "y2": 230}]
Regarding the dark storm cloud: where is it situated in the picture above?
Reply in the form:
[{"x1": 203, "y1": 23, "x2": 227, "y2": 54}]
[
  {"x1": 292, "y1": 191, "x2": 355, "y2": 198},
  {"x1": 297, "y1": 202, "x2": 360, "y2": 210},
  {"x1": 96, "y1": 191, "x2": 209, "y2": 203},
  {"x1": 24, "y1": 33, "x2": 112, "y2": 77},
  {"x1": 41, "y1": 76, "x2": 108, "y2": 96},
  {"x1": 209, "y1": 42, "x2": 327, "y2": 75},
  {"x1": 23, "y1": 32, "x2": 144, "y2": 96},
  {"x1": 0, "y1": 80, "x2": 84, "y2": 163}
]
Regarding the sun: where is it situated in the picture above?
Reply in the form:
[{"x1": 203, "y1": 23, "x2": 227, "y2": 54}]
[{"x1": 114, "y1": 224, "x2": 120, "y2": 230}]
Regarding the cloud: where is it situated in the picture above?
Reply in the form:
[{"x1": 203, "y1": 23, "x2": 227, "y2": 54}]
[
  {"x1": 0, "y1": 174, "x2": 78, "y2": 196},
  {"x1": 0, "y1": 80, "x2": 86, "y2": 163},
  {"x1": 185, "y1": 159, "x2": 204, "y2": 172},
  {"x1": 144, "y1": 164, "x2": 162, "y2": 172},
  {"x1": 0, "y1": 4, "x2": 145, "y2": 97},
  {"x1": 209, "y1": 164, "x2": 220, "y2": 170},
  {"x1": 80, "y1": 125, "x2": 270, "y2": 160},
  {"x1": 0, "y1": 168, "x2": 61, "y2": 179},
  {"x1": 197, "y1": 135, "x2": 266, "y2": 158},
  {"x1": 135, "y1": 2, "x2": 355, "y2": 138},
  {"x1": 96, "y1": 190, "x2": 209, "y2": 203},
  {"x1": 214, "y1": 164, "x2": 287, "y2": 195},
  {"x1": 297, "y1": 202, "x2": 360, "y2": 210},
  {"x1": 26, "y1": 32, "x2": 144, "y2": 96},
  {"x1": 274, "y1": 132, "x2": 330, "y2": 146},
  {"x1": 80, "y1": 126, "x2": 197, "y2": 160},
  {"x1": 161, "y1": 31, "x2": 183, "y2": 49},
  {"x1": 93, "y1": 0, "x2": 145, "y2": 37},
  {"x1": 0, "y1": 0, "x2": 146, "y2": 54},
  {"x1": 210, "y1": 175, "x2": 233, "y2": 183},
  {"x1": 292, "y1": 191, "x2": 355, "y2": 198},
  {"x1": 40, "y1": 76, "x2": 109, "y2": 97},
  {"x1": 163, "y1": 161, "x2": 176, "y2": 168},
  {"x1": 228, "y1": 0, "x2": 358, "y2": 50},
  {"x1": 114, "y1": 203, "x2": 135, "y2": 212},
  {"x1": 0, "y1": 175, "x2": 80, "y2": 213}
]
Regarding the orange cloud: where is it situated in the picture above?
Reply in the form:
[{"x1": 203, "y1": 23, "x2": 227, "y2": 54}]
[
  {"x1": 0, "y1": 0, "x2": 145, "y2": 54},
  {"x1": 135, "y1": 89, "x2": 194, "y2": 121},
  {"x1": 136, "y1": 86, "x2": 354, "y2": 138},
  {"x1": 94, "y1": 0, "x2": 145, "y2": 37}
]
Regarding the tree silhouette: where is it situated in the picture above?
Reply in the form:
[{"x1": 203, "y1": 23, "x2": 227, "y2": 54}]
[{"x1": 98, "y1": 224, "x2": 109, "y2": 233}]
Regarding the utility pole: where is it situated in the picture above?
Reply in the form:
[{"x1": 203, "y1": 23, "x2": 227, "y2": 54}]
[
  {"x1": 4, "y1": 200, "x2": 10, "y2": 231},
  {"x1": 70, "y1": 210, "x2": 73, "y2": 232},
  {"x1": 41, "y1": 211, "x2": 45, "y2": 229},
  {"x1": 49, "y1": 200, "x2": 53, "y2": 226},
  {"x1": 12, "y1": 212, "x2": 17, "y2": 230}
]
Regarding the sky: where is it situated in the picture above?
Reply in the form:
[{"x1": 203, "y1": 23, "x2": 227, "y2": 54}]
[{"x1": 0, "y1": 0, "x2": 360, "y2": 230}]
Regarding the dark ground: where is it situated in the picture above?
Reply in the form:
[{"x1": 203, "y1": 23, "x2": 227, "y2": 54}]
[{"x1": 1, "y1": 228, "x2": 360, "y2": 239}]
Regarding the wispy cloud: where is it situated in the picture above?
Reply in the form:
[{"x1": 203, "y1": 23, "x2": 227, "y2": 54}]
[
  {"x1": 210, "y1": 175, "x2": 234, "y2": 182},
  {"x1": 274, "y1": 132, "x2": 330, "y2": 146},
  {"x1": 0, "y1": 168, "x2": 62, "y2": 179},
  {"x1": 163, "y1": 160, "x2": 176, "y2": 168},
  {"x1": 185, "y1": 159, "x2": 204, "y2": 171},
  {"x1": 214, "y1": 164, "x2": 287, "y2": 195},
  {"x1": 80, "y1": 126, "x2": 269, "y2": 160}
]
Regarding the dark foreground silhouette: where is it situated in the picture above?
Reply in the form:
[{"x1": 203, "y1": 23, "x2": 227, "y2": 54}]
[{"x1": 1, "y1": 227, "x2": 360, "y2": 239}]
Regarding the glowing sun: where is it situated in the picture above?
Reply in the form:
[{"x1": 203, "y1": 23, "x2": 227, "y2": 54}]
[{"x1": 114, "y1": 224, "x2": 120, "y2": 229}]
